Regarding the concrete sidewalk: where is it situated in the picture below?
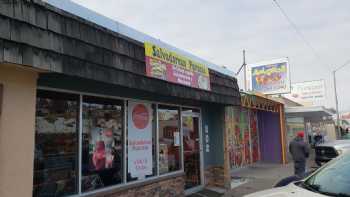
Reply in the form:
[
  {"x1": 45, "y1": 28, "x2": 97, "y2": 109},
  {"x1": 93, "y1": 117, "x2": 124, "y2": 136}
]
[
  {"x1": 191, "y1": 153, "x2": 317, "y2": 197},
  {"x1": 224, "y1": 157, "x2": 316, "y2": 197},
  {"x1": 224, "y1": 162, "x2": 294, "y2": 197}
]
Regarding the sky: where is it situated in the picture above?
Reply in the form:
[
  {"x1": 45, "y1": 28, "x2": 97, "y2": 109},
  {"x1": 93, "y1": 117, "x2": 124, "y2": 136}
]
[{"x1": 71, "y1": 0, "x2": 350, "y2": 111}]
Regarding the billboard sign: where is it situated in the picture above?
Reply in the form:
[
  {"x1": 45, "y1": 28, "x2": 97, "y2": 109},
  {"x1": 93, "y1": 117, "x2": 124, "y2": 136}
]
[
  {"x1": 144, "y1": 42, "x2": 211, "y2": 91},
  {"x1": 246, "y1": 58, "x2": 290, "y2": 95},
  {"x1": 284, "y1": 80, "x2": 326, "y2": 107}
]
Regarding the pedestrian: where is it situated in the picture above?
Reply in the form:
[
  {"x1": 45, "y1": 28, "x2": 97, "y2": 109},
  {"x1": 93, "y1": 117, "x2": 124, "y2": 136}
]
[
  {"x1": 313, "y1": 131, "x2": 323, "y2": 146},
  {"x1": 289, "y1": 131, "x2": 309, "y2": 177}
]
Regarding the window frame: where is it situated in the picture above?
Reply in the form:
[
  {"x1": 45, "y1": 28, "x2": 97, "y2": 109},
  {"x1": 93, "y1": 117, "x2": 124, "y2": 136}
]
[{"x1": 36, "y1": 87, "x2": 201, "y2": 197}]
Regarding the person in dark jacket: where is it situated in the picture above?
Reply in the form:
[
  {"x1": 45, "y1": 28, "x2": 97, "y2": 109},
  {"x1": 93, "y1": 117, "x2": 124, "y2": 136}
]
[{"x1": 289, "y1": 131, "x2": 309, "y2": 177}]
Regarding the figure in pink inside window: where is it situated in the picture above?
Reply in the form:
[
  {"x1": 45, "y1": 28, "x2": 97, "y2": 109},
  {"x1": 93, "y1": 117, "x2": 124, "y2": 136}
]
[{"x1": 93, "y1": 141, "x2": 106, "y2": 170}]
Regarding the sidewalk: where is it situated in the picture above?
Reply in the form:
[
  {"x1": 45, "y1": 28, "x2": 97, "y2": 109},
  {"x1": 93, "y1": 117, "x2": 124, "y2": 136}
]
[
  {"x1": 224, "y1": 156, "x2": 316, "y2": 197},
  {"x1": 223, "y1": 162, "x2": 294, "y2": 197},
  {"x1": 191, "y1": 153, "x2": 316, "y2": 197}
]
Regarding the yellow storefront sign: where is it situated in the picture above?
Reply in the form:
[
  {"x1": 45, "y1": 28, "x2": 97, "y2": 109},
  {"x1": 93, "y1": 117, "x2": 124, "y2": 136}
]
[{"x1": 144, "y1": 42, "x2": 209, "y2": 76}]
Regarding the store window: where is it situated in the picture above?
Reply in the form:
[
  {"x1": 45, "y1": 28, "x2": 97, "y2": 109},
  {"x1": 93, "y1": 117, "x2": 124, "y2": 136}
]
[
  {"x1": 81, "y1": 96, "x2": 124, "y2": 192},
  {"x1": 33, "y1": 89, "x2": 186, "y2": 195},
  {"x1": 33, "y1": 90, "x2": 79, "y2": 197},
  {"x1": 158, "y1": 105, "x2": 181, "y2": 174}
]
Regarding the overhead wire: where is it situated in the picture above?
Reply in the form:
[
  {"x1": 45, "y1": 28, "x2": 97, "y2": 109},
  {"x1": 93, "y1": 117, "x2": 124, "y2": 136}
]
[{"x1": 272, "y1": 0, "x2": 324, "y2": 65}]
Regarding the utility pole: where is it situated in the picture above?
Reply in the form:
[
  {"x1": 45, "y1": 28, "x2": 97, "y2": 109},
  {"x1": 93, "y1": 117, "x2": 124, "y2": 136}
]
[
  {"x1": 333, "y1": 70, "x2": 341, "y2": 138},
  {"x1": 243, "y1": 50, "x2": 247, "y2": 91},
  {"x1": 332, "y1": 59, "x2": 350, "y2": 139}
]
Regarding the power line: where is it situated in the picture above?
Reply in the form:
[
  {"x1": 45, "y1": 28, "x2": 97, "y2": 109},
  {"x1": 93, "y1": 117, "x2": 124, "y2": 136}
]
[
  {"x1": 272, "y1": 0, "x2": 323, "y2": 62},
  {"x1": 335, "y1": 58, "x2": 350, "y2": 72}
]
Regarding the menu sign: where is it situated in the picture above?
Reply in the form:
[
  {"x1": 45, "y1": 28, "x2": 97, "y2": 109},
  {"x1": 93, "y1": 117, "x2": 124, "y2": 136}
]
[
  {"x1": 127, "y1": 101, "x2": 153, "y2": 178},
  {"x1": 144, "y1": 42, "x2": 211, "y2": 91}
]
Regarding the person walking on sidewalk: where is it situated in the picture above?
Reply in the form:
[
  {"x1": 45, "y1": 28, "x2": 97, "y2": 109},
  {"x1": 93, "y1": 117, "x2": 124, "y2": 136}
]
[{"x1": 289, "y1": 131, "x2": 310, "y2": 177}]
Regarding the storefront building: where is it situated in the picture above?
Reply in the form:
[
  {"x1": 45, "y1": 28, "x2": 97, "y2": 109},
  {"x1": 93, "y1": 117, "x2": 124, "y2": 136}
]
[
  {"x1": 285, "y1": 106, "x2": 336, "y2": 145},
  {"x1": 274, "y1": 96, "x2": 336, "y2": 160},
  {"x1": 223, "y1": 92, "x2": 287, "y2": 187},
  {"x1": 0, "y1": 1, "x2": 241, "y2": 197}
]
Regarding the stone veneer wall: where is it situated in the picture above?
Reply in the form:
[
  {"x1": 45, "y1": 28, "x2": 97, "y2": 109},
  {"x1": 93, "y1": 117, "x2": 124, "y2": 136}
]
[
  {"x1": 87, "y1": 176, "x2": 184, "y2": 197},
  {"x1": 204, "y1": 166, "x2": 225, "y2": 188}
]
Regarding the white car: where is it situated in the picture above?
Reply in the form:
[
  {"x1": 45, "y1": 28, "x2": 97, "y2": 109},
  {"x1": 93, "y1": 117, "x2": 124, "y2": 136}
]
[
  {"x1": 315, "y1": 140, "x2": 350, "y2": 166},
  {"x1": 245, "y1": 153, "x2": 350, "y2": 197}
]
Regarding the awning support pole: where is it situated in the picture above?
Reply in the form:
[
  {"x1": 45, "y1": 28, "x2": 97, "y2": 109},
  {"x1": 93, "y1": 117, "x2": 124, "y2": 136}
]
[{"x1": 279, "y1": 104, "x2": 287, "y2": 164}]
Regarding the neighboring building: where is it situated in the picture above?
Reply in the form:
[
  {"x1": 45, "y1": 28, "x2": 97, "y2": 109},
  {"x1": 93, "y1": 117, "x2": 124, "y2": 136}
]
[
  {"x1": 279, "y1": 80, "x2": 336, "y2": 145},
  {"x1": 224, "y1": 92, "x2": 287, "y2": 188},
  {"x1": 277, "y1": 95, "x2": 336, "y2": 161},
  {"x1": 285, "y1": 106, "x2": 335, "y2": 143},
  {"x1": 0, "y1": 1, "x2": 241, "y2": 197},
  {"x1": 265, "y1": 95, "x2": 336, "y2": 162}
]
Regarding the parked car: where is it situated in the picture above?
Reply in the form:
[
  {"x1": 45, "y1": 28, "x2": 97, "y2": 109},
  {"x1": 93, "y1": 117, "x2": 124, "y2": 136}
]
[
  {"x1": 315, "y1": 140, "x2": 350, "y2": 166},
  {"x1": 245, "y1": 153, "x2": 350, "y2": 197},
  {"x1": 343, "y1": 133, "x2": 350, "y2": 140}
]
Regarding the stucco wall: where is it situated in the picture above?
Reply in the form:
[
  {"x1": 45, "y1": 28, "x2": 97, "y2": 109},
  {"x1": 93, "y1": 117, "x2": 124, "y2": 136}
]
[{"x1": 0, "y1": 65, "x2": 38, "y2": 197}]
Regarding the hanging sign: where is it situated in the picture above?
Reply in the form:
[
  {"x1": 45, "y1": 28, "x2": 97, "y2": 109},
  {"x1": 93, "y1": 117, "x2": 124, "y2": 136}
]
[
  {"x1": 144, "y1": 42, "x2": 211, "y2": 91},
  {"x1": 127, "y1": 101, "x2": 153, "y2": 178},
  {"x1": 284, "y1": 80, "x2": 326, "y2": 107},
  {"x1": 246, "y1": 58, "x2": 291, "y2": 95}
]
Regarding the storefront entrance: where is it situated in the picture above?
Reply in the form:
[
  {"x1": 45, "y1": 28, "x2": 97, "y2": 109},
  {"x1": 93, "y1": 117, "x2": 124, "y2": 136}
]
[{"x1": 182, "y1": 112, "x2": 203, "y2": 193}]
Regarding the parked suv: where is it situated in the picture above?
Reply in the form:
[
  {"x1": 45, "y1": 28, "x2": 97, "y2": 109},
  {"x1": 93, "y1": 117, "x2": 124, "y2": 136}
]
[{"x1": 315, "y1": 140, "x2": 350, "y2": 166}]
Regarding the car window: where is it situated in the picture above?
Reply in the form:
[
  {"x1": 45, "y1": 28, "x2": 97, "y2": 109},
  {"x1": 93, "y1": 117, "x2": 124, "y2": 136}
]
[
  {"x1": 304, "y1": 154, "x2": 350, "y2": 196},
  {"x1": 342, "y1": 134, "x2": 350, "y2": 140}
]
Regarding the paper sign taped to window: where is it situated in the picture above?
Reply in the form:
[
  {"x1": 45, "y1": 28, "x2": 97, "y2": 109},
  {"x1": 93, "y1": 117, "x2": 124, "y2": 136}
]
[{"x1": 174, "y1": 132, "x2": 180, "y2": 146}]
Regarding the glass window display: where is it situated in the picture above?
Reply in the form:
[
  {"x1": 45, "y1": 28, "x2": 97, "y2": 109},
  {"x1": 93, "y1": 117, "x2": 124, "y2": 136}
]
[
  {"x1": 158, "y1": 105, "x2": 181, "y2": 175},
  {"x1": 33, "y1": 90, "x2": 79, "y2": 197},
  {"x1": 33, "y1": 90, "x2": 189, "y2": 195},
  {"x1": 81, "y1": 96, "x2": 123, "y2": 192}
]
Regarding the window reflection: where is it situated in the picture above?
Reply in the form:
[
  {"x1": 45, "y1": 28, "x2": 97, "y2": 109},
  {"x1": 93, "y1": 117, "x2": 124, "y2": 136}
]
[
  {"x1": 158, "y1": 105, "x2": 181, "y2": 174},
  {"x1": 33, "y1": 91, "x2": 79, "y2": 197},
  {"x1": 82, "y1": 96, "x2": 123, "y2": 192}
]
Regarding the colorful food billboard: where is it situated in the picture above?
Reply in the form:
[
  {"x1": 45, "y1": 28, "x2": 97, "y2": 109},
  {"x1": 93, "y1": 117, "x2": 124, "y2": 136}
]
[
  {"x1": 144, "y1": 42, "x2": 211, "y2": 91},
  {"x1": 246, "y1": 58, "x2": 291, "y2": 95},
  {"x1": 284, "y1": 80, "x2": 326, "y2": 107}
]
